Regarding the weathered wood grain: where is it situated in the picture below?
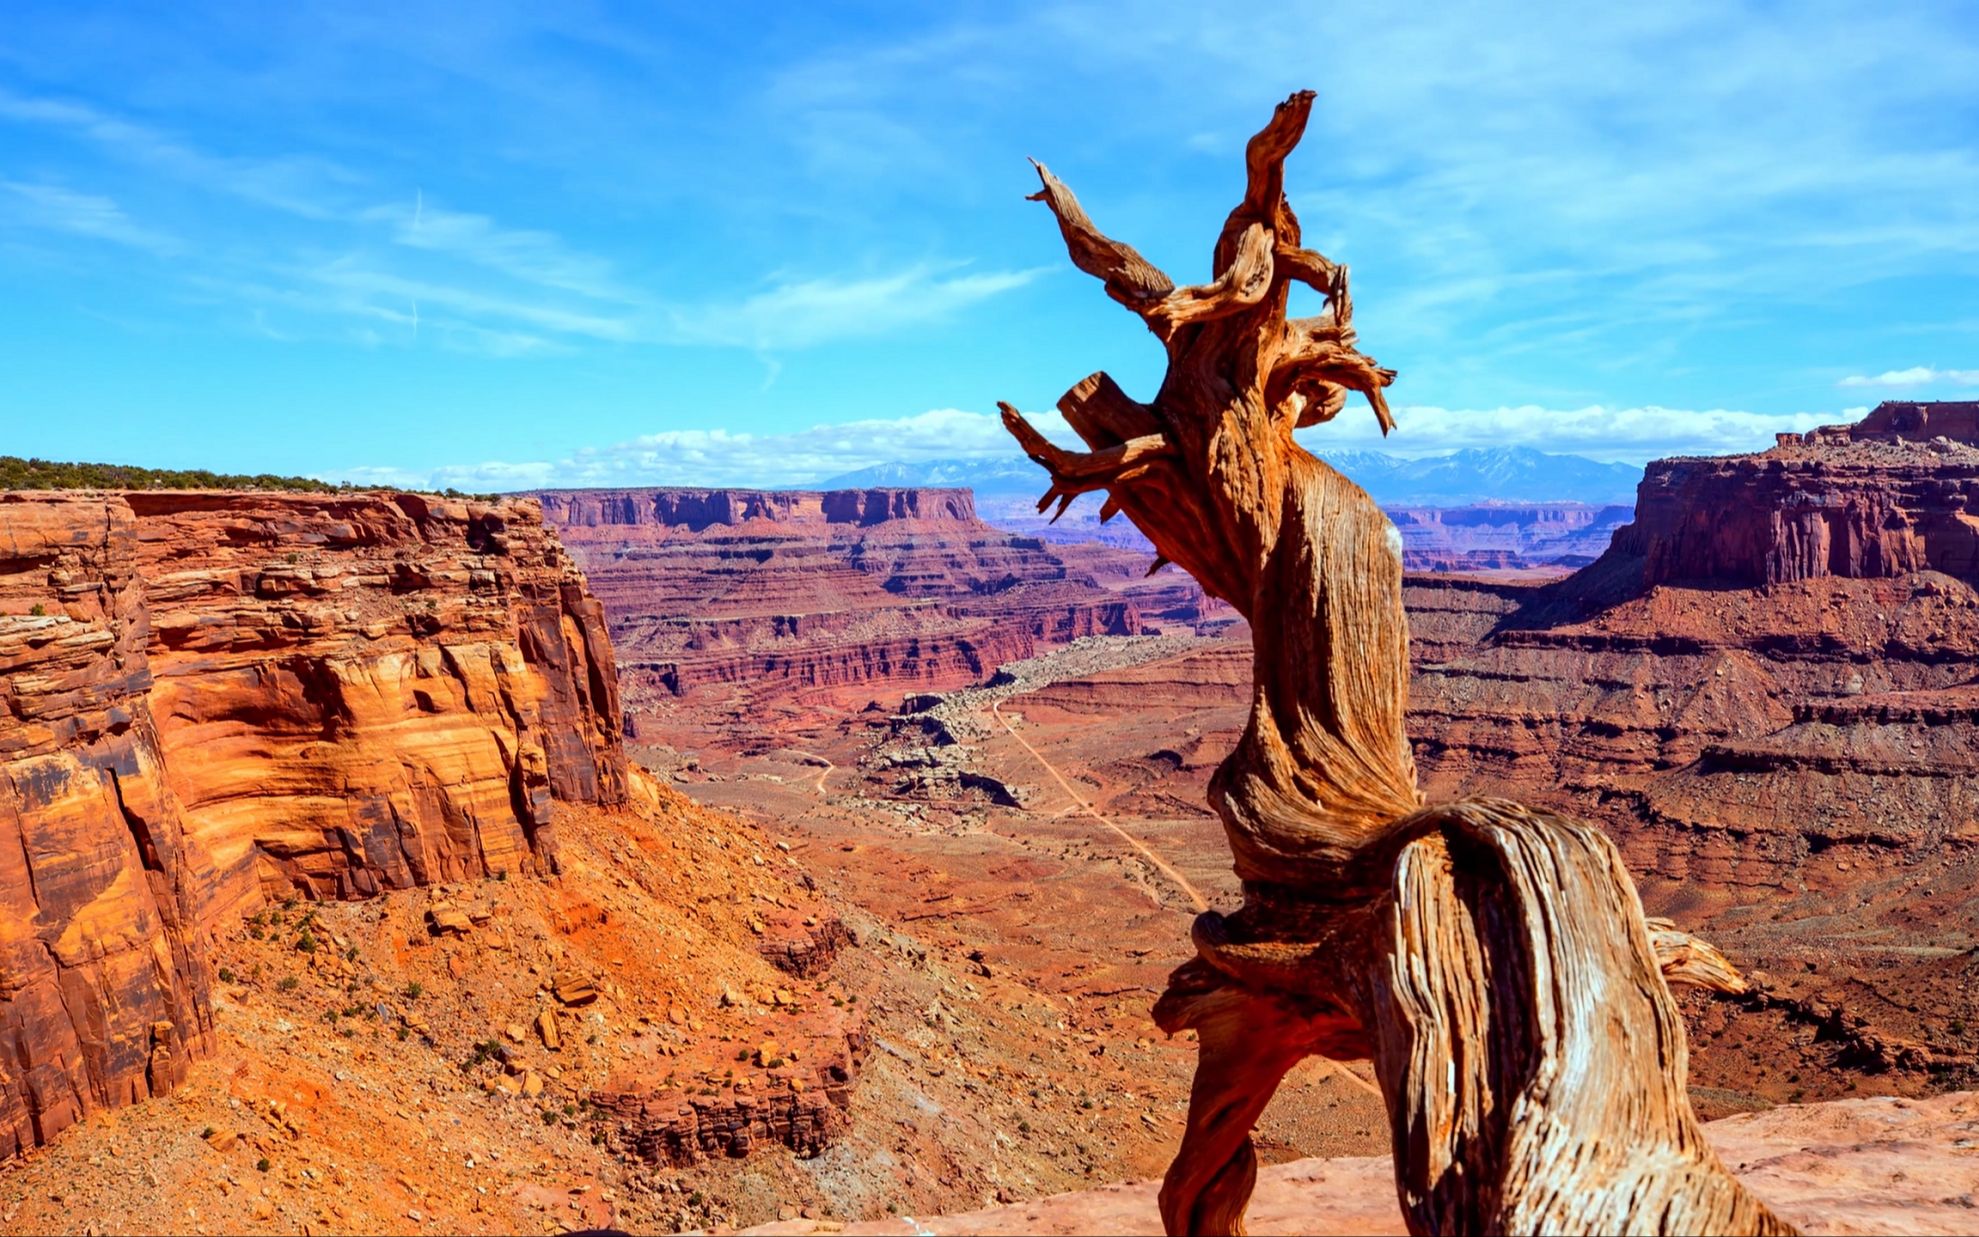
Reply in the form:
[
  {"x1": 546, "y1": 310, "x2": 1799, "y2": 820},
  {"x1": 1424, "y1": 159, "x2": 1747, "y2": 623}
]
[{"x1": 1002, "y1": 91, "x2": 1794, "y2": 1237}]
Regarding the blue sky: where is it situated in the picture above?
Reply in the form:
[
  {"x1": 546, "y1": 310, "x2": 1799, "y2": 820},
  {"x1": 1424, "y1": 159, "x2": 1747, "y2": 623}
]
[{"x1": 2, "y1": 1, "x2": 1976, "y2": 488}]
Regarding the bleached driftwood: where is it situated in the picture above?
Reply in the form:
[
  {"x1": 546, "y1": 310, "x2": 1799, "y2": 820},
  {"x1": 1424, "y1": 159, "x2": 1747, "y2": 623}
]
[{"x1": 1001, "y1": 91, "x2": 1793, "y2": 1237}]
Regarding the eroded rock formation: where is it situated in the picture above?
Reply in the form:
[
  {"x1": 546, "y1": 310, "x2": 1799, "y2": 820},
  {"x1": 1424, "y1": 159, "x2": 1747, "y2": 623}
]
[
  {"x1": 128, "y1": 491, "x2": 625, "y2": 920},
  {"x1": 535, "y1": 487, "x2": 1192, "y2": 745},
  {"x1": 1386, "y1": 502, "x2": 1630, "y2": 572},
  {"x1": 593, "y1": 1011, "x2": 868, "y2": 1168},
  {"x1": 1412, "y1": 404, "x2": 1979, "y2": 894},
  {"x1": 0, "y1": 494, "x2": 213, "y2": 1157},
  {"x1": 1627, "y1": 406, "x2": 1979, "y2": 588},
  {"x1": 0, "y1": 489, "x2": 628, "y2": 1156}
]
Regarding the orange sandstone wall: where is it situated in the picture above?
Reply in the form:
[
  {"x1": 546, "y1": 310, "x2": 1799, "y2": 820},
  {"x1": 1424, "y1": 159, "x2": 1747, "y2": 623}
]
[
  {"x1": 0, "y1": 489, "x2": 627, "y2": 1156},
  {"x1": 0, "y1": 493, "x2": 214, "y2": 1157}
]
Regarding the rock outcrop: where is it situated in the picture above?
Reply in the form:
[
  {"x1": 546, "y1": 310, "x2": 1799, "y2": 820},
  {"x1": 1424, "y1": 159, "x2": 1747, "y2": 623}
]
[
  {"x1": 128, "y1": 491, "x2": 625, "y2": 920},
  {"x1": 1409, "y1": 403, "x2": 1979, "y2": 894},
  {"x1": 0, "y1": 494, "x2": 213, "y2": 1158},
  {"x1": 593, "y1": 1012, "x2": 868, "y2": 1168},
  {"x1": 1628, "y1": 402, "x2": 1979, "y2": 588},
  {"x1": 0, "y1": 489, "x2": 628, "y2": 1156},
  {"x1": 535, "y1": 488, "x2": 1184, "y2": 743},
  {"x1": 1386, "y1": 502, "x2": 1632, "y2": 572}
]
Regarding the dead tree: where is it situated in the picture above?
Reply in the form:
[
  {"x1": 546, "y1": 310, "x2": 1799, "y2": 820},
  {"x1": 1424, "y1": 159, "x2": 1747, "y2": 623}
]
[{"x1": 1000, "y1": 91, "x2": 1794, "y2": 1237}]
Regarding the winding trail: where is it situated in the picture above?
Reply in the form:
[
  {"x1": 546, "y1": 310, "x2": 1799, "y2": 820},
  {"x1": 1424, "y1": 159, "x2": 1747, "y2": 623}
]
[
  {"x1": 789, "y1": 750, "x2": 835, "y2": 796},
  {"x1": 990, "y1": 700, "x2": 1209, "y2": 914},
  {"x1": 989, "y1": 700, "x2": 1384, "y2": 1100}
]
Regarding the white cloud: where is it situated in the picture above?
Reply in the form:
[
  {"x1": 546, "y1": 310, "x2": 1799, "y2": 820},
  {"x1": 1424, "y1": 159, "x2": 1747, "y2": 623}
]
[
  {"x1": 0, "y1": 89, "x2": 356, "y2": 220},
  {"x1": 327, "y1": 407, "x2": 1067, "y2": 491},
  {"x1": 1, "y1": 180, "x2": 181, "y2": 255},
  {"x1": 328, "y1": 400, "x2": 1850, "y2": 492},
  {"x1": 1838, "y1": 366, "x2": 1979, "y2": 389},
  {"x1": 339, "y1": 459, "x2": 561, "y2": 491},
  {"x1": 0, "y1": 89, "x2": 1037, "y2": 358},
  {"x1": 301, "y1": 259, "x2": 640, "y2": 342},
  {"x1": 362, "y1": 197, "x2": 633, "y2": 303},
  {"x1": 664, "y1": 264, "x2": 1048, "y2": 350},
  {"x1": 1307, "y1": 403, "x2": 1838, "y2": 462}
]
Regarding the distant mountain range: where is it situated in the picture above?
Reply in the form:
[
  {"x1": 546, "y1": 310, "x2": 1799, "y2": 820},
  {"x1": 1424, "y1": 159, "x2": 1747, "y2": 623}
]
[{"x1": 823, "y1": 446, "x2": 1643, "y2": 507}]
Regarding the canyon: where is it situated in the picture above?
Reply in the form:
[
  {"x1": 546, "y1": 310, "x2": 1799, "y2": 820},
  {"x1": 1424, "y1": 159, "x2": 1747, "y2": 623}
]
[
  {"x1": 535, "y1": 485, "x2": 1222, "y2": 758},
  {"x1": 883, "y1": 402, "x2": 1979, "y2": 1098},
  {"x1": 0, "y1": 489, "x2": 632, "y2": 1153},
  {"x1": 0, "y1": 490, "x2": 872, "y2": 1210},
  {"x1": 3, "y1": 401, "x2": 1978, "y2": 1231},
  {"x1": 986, "y1": 495, "x2": 1628, "y2": 572}
]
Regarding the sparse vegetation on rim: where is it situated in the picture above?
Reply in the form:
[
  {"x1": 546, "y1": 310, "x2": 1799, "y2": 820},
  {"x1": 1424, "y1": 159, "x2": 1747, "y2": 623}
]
[{"x1": 0, "y1": 454, "x2": 496, "y2": 499}]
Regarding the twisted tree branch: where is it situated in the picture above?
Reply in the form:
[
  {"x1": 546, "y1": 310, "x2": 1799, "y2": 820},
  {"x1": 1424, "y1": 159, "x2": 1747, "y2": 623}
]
[{"x1": 1000, "y1": 90, "x2": 1792, "y2": 1237}]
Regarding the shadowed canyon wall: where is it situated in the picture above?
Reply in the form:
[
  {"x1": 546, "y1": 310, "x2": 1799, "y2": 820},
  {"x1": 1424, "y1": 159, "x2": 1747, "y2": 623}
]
[
  {"x1": 0, "y1": 489, "x2": 627, "y2": 1155},
  {"x1": 993, "y1": 404, "x2": 1979, "y2": 902},
  {"x1": 1410, "y1": 403, "x2": 1979, "y2": 894},
  {"x1": 1386, "y1": 502, "x2": 1633, "y2": 572},
  {"x1": 535, "y1": 487, "x2": 1198, "y2": 716}
]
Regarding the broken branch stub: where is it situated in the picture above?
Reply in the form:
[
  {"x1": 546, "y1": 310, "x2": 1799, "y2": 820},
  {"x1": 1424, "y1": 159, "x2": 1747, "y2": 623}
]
[{"x1": 1001, "y1": 91, "x2": 1794, "y2": 1237}]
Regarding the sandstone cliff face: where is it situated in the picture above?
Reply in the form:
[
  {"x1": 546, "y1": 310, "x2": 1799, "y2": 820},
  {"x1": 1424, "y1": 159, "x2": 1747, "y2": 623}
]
[
  {"x1": 1410, "y1": 403, "x2": 1979, "y2": 894},
  {"x1": 535, "y1": 489, "x2": 1159, "y2": 740},
  {"x1": 539, "y1": 486, "x2": 978, "y2": 532},
  {"x1": 0, "y1": 489, "x2": 627, "y2": 1156},
  {"x1": 1627, "y1": 403, "x2": 1979, "y2": 587},
  {"x1": 128, "y1": 491, "x2": 626, "y2": 921},
  {"x1": 0, "y1": 493, "x2": 213, "y2": 1158}
]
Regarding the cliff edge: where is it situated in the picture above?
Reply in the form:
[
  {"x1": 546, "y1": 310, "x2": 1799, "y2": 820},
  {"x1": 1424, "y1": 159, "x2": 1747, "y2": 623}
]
[{"x1": 0, "y1": 489, "x2": 628, "y2": 1156}]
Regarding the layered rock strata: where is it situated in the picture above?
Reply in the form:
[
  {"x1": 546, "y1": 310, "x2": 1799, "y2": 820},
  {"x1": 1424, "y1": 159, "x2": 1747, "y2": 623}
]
[
  {"x1": 593, "y1": 1015, "x2": 868, "y2": 1168},
  {"x1": 986, "y1": 496, "x2": 1631, "y2": 573},
  {"x1": 1386, "y1": 502, "x2": 1632, "y2": 572},
  {"x1": 0, "y1": 489, "x2": 628, "y2": 1155},
  {"x1": 128, "y1": 491, "x2": 625, "y2": 920},
  {"x1": 1629, "y1": 404, "x2": 1979, "y2": 588},
  {"x1": 0, "y1": 494, "x2": 213, "y2": 1157},
  {"x1": 536, "y1": 488, "x2": 1179, "y2": 713},
  {"x1": 1410, "y1": 403, "x2": 1979, "y2": 892}
]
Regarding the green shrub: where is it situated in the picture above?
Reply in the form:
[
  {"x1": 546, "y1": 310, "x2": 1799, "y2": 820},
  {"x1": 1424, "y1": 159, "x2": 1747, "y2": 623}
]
[{"x1": 28, "y1": 603, "x2": 46, "y2": 617}]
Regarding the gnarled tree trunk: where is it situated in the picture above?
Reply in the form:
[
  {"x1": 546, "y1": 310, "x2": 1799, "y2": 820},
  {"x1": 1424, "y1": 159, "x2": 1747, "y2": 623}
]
[{"x1": 1001, "y1": 91, "x2": 1794, "y2": 1237}]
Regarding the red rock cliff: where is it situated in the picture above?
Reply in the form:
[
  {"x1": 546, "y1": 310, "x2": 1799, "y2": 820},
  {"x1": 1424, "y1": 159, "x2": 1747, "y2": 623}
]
[
  {"x1": 0, "y1": 489, "x2": 627, "y2": 1155},
  {"x1": 1410, "y1": 403, "x2": 1979, "y2": 894},
  {"x1": 534, "y1": 488, "x2": 1150, "y2": 743},
  {"x1": 536, "y1": 486, "x2": 980, "y2": 531},
  {"x1": 0, "y1": 494, "x2": 214, "y2": 1157},
  {"x1": 126, "y1": 491, "x2": 627, "y2": 920},
  {"x1": 1616, "y1": 401, "x2": 1979, "y2": 588}
]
